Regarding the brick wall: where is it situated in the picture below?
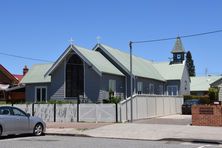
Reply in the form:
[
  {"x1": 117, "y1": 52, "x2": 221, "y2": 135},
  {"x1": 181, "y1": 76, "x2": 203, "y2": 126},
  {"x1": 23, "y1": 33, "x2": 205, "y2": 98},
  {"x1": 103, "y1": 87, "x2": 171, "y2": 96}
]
[{"x1": 192, "y1": 105, "x2": 222, "y2": 126}]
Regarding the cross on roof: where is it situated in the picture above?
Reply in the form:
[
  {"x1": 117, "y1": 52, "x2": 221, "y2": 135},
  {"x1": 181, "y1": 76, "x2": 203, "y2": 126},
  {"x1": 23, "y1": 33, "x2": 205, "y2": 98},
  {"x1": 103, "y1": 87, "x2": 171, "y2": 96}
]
[
  {"x1": 69, "y1": 38, "x2": 74, "y2": 45},
  {"x1": 96, "y1": 36, "x2": 101, "y2": 44}
]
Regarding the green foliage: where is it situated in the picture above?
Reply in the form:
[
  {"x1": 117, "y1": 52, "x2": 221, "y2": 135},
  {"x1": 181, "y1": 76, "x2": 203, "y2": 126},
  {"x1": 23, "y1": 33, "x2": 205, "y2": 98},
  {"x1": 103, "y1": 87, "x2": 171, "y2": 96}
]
[
  {"x1": 34, "y1": 100, "x2": 77, "y2": 104},
  {"x1": 0, "y1": 101, "x2": 7, "y2": 104},
  {"x1": 103, "y1": 96, "x2": 121, "y2": 104},
  {"x1": 183, "y1": 95, "x2": 210, "y2": 104},
  {"x1": 186, "y1": 51, "x2": 196, "y2": 76},
  {"x1": 208, "y1": 87, "x2": 219, "y2": 101},
  {"x1": 103, "y1": 89, "x2": 121, "y2": 104}
]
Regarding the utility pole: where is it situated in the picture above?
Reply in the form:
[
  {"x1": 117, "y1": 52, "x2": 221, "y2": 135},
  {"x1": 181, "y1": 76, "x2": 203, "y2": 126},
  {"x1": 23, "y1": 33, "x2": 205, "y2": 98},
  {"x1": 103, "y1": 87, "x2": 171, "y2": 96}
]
[{"x1": 129, "y1": 41, "x2": 133, "y2": 123}]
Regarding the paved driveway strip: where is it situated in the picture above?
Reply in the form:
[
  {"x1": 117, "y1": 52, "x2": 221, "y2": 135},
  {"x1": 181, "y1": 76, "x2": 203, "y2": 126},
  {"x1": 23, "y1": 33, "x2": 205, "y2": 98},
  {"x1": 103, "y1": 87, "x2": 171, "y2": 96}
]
[{"x1": 83, "y1": 123, "x2": 222, "y2": 142}]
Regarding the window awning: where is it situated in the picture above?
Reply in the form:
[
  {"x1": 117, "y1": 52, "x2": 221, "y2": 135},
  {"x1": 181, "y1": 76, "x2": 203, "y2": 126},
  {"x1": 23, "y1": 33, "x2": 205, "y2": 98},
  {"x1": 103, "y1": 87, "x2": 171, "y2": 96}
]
[{"x1": 0, "y1": 84, "x2": 10, "y2": 90}]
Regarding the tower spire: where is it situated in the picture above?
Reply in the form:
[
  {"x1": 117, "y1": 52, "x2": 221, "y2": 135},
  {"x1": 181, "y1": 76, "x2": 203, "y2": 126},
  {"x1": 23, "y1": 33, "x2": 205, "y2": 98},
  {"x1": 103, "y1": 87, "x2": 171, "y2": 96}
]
[
  {"x1": 170, "y1": 37, "x2": 186, "y2": 64},
  {"x1": 171, "y1": 36, "x2": 185, "y2": 54}
]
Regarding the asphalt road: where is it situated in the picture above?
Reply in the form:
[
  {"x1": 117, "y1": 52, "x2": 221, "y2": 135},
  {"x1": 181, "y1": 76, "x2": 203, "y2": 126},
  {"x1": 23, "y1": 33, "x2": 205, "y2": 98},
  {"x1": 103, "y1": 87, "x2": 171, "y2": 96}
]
[{"x1": 0, "y1": 135, "x2": 221, "y2": 148}]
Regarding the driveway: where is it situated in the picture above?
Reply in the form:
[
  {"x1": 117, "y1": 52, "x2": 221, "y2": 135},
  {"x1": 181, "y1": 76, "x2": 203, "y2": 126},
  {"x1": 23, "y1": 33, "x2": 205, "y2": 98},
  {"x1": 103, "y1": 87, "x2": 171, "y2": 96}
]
[{"x1": 134, "y1": 115, "x2": 192, "y2": 125}]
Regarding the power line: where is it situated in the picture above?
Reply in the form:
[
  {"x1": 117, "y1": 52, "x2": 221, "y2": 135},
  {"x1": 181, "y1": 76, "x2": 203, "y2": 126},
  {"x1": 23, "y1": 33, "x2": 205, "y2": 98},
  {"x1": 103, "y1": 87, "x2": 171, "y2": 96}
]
[
  {"x1": 0, "y1": 51, "x2": 53, "y2": 62},
  {"x1": 0, "y1": 29, "x2": 222, "y2": 62},
  {"x1": 131, "y1": 29, "x2": 222, "y2": 44}
]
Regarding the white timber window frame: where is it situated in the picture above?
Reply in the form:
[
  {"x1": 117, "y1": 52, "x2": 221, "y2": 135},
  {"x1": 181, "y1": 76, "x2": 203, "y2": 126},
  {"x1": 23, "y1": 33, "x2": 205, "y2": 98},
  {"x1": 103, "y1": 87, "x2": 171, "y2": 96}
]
[
  {"x1": 35, "y1": 86, "x2": 47, "y2": 103},
  {"x1": 137, "y1": 82, "x2": 143, "y2": 94},
  {"x1": 109, "y1": 79, "x2": 116, "y2": 95},
  {"x1": 167, "y1": 85, "x2": 178, "y2": 96}
]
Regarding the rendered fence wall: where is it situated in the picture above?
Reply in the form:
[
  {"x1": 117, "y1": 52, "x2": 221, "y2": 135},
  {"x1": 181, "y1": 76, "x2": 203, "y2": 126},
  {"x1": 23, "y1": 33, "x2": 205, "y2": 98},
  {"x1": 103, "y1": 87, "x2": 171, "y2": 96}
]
[
  {"x1": 0, "y1": 95, "x2": 183, "y2": 123},
  {"x1": 0, "y1": 103, "x2": 116, "y2": 123},
  {"x1": 119, "y1": 95, "x2": 183, "y2": 122},
  {"x1": 56, "y1": 104, "x2": 77, "y2": 122}
]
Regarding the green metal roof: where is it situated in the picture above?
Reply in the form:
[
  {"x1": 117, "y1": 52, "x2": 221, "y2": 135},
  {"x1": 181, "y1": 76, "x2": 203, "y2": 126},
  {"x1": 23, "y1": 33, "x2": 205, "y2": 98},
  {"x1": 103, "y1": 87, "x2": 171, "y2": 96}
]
[
  {"x1": 171, "y1": 37, "x2": 185, "y2": 53},
  {"x1": 74, "y1": 45, "x2": 124, "y2": 76},
  {"x1": 98, "y1": 44, "x2": 165, "y2": 81},
  {"x1": 152, "y1": 62, "x2": 185, "y2": 80},
  {"x1": 190, "y1": 76, "x2": 222, "y2": 91},
  {"x1": 21, "y1": 63, "x2": 53, "y2": 84}
]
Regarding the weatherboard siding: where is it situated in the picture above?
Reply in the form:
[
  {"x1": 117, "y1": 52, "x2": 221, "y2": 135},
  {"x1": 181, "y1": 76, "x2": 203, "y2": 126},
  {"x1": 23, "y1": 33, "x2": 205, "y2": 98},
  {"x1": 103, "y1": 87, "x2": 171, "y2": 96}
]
[
  {"x1": 100, "y1": 73, "x2": 125, "y2": 101},
  {"x1": 136, "y1": 77, "x2": 165, "y2": 95},
  {"x1": 50, "y1": 61, "x2": 65, "y2": 100},
  {"x1": 25, "y1": 83, "x2": 51, "y2": 102},
  {"x1": 84, "y1": 62, "x2": 101, "y2": 103},
  {"x1": 180, "y1": 65, "x2": 190, "y2": 95}
]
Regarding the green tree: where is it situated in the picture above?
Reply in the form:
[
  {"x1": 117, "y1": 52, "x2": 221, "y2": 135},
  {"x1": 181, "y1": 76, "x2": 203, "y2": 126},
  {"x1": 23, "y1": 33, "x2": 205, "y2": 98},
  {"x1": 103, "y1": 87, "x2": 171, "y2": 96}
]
[
  {"x1": 208, "y1": 87, "x2": 219, "y2": 101},
  {"x1": 186, "y1": 51, "x2": 196, "y2": 76}
]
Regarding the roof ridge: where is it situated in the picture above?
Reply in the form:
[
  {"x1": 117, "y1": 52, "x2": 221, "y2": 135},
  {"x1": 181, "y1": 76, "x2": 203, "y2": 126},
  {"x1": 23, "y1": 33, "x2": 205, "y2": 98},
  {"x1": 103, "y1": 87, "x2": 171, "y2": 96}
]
[{"x1": 100, "y1": 43, "x2": 153, "y2": 62}]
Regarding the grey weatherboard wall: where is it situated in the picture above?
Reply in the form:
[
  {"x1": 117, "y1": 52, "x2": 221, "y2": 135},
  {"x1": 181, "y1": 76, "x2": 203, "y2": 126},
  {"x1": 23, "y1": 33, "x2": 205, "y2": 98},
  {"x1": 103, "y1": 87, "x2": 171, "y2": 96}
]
[
  {"x1": 100, "y1": 73, "x2": 125, "y2": 100},
  {"x1": 50, "y1": 60, "x2": 65, "y2": 100},
  {"x1": 179, "y1": 65, "x2": 190, "y2": 95},
  {"x1": 25, "y1": 83, "x2": 51, "y2": 102},
  {"x1": 135, "y1": 77, "x2": 165, "y2": 94}
]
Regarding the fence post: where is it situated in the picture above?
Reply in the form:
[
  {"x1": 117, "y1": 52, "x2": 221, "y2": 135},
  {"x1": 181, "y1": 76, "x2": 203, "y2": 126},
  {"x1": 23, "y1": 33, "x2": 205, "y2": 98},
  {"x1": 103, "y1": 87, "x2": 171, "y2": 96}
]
[
  {"x1": 115, "y1": 103, "x2": 118, "y2": 123},
  {"x1": 32, "y1": 103, "x2": 35, "y2": 116},
  {"x1": 77, "y1": 99, "x2": 80, "y2": 122},
  {"x1": 95, "y1": 104, "x2": 98, "y2": 123},
  {"x1": 54, "y1": 103, "x2": 56, "y2": 122}
]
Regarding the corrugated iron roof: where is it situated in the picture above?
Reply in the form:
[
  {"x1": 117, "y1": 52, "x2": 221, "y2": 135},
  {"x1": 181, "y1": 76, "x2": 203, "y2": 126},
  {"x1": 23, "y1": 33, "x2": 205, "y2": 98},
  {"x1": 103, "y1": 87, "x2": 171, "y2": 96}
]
[
  {"x1": 152, "y1": 62, "x2": 185, "y2": 80},
  {"x1": 190, "y1": 76, "x2": 222, "y2": 91},
  {"x1": 98, "y1": 44, "x2": 165, "y2": 81},
  {"x1": 20, "y1": 63, "x2": 53, "y2": 84},
  {"x1": 74, "y1": 45, "x2": 124, "y2": 76}
]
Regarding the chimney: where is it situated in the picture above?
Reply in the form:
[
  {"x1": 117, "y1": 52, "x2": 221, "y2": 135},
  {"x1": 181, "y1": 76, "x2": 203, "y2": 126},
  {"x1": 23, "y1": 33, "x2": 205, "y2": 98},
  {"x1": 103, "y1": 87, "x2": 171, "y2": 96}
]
[{"x1": 23, "y1": 65, "x2": 29, "y2": 76}]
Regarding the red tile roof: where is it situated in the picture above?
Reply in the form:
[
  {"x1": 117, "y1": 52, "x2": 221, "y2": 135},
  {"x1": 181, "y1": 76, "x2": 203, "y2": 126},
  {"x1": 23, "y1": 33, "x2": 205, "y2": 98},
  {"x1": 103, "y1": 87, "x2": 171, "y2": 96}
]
[{"x1": 13, "y1": 74, "x2": 24, "y2": 82}]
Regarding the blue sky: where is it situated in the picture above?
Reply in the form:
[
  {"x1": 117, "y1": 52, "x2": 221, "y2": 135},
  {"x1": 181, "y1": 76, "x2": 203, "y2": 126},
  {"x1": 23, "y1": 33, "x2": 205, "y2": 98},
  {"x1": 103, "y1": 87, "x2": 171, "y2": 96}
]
[{"x1": 0, "y1": 0, "x2": 222, "y2": 76}]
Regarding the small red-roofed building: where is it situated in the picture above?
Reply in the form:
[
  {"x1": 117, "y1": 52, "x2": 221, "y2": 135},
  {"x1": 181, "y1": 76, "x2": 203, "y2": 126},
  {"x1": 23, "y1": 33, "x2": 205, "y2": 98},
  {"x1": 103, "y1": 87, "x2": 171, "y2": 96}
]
[{"x1": 0, "y1": 65, "x2": 28, "y2": 102}]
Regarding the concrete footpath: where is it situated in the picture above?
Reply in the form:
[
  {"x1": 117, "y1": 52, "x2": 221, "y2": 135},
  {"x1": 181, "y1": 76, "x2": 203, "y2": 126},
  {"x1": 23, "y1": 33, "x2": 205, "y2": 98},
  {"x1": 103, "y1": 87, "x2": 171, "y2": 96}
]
[{"x1": 46, "y1": 122, "x2": 222, "y2": 143}]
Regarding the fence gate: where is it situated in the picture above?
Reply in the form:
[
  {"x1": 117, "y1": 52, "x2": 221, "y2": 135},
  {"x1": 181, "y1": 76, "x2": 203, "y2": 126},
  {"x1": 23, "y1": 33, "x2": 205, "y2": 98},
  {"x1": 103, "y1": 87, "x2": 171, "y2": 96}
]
[{"x1": 79, "y1": 104, "x2": 116, "y2": 122}]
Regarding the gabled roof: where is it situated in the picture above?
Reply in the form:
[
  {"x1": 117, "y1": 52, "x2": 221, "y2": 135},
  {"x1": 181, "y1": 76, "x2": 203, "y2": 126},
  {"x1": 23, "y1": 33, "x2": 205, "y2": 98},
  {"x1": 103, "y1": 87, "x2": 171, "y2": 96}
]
[
  {"x1": 210, "y1": 77, "x2": 222, "y2": 87},
  {"x1": 190, "y1": 76, "x2": 222, "y2": 91},
  {"x1": 94, "y1": 44, "x2": 165, "y2": 81},
  {"x1": 20, "y1": 63, "x2": 53, "y2": 84},
  {"x1": 152, "y1": 62, "x2": 186, "y2": 80},
  {"x1": 0, "y1": 64, "x2": 19, "y2": 84},
  {"x1": 45, "y1": 45, "x2": 124, "y2": 77},
  {"x1": 171, "y1": 37, "x2": 185, "y2": 53}
]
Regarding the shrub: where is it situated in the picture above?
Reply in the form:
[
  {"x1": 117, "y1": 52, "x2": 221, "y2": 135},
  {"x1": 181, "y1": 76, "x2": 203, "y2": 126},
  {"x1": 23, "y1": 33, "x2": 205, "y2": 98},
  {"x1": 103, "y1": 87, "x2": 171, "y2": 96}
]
[
  {"x1": 103, "y1": 96, "x2": 121, "y2": 104},
  {"x1": 183, "y1": 95, "x2": 210, "y2": 104},
  {"x1": 208, "y1": 87, "x2": 219, "y2": 101}
]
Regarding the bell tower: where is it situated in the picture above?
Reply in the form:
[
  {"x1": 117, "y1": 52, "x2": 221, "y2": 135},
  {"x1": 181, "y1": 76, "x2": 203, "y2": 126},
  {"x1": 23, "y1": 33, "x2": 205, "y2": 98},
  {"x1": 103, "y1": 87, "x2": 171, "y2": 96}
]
[{"x1": 170, "y1": 37, "x2": 185, "y2": 64}]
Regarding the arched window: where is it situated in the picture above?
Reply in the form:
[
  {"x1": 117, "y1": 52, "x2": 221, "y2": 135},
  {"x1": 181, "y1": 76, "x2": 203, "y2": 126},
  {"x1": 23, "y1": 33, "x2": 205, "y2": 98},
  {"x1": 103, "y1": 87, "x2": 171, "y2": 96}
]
[{"x1": 66, "y1": 54, "x2": 84, "y2": 98}]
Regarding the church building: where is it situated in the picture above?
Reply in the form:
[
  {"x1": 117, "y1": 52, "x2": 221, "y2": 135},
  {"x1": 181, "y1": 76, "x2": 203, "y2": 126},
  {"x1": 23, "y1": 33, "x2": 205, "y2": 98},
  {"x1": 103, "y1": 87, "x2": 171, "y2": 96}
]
[{"x1": 21, "y1": 37, "x2": 190, "y2": 103}]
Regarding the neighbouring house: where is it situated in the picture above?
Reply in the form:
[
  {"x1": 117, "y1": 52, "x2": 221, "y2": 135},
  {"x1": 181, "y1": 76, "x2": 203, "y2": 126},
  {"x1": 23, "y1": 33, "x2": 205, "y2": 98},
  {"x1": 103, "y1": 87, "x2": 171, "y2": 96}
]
[
  {"x1": 190, "y1": 75, "x2": 222, "y2": 96},
  {"x1": 21, "y1": 37, "x2": 190, "y2": 103},
  {"x1": 0, "y1": 65, "x2": 27, "y2": 102},
  {"x1": 210, "y1": 77, "x2": 222, "y2": 101}
]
